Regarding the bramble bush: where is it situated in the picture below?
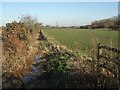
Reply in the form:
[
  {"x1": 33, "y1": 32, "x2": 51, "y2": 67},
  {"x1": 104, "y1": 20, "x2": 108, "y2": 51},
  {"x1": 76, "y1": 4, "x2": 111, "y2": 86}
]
[{"x1": 46, "y1": 53, "x2": 71, "y2": 73}]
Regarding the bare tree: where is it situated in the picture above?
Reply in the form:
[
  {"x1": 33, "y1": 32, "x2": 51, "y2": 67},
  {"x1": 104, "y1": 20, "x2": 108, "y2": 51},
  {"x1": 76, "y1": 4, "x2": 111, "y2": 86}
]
[{"x1": 20, "y1": 14, "x2": 42, "y2": 34}]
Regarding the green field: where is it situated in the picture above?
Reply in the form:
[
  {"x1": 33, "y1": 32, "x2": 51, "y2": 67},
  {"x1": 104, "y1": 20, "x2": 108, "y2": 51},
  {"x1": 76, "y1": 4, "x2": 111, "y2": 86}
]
[{"x1": 43, "y1": 28, "x2": 118, "y2": 55}]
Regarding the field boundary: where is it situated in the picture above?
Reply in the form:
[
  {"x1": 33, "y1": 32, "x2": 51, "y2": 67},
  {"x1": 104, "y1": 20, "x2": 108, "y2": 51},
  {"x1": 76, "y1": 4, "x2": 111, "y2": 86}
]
[
  {"x1": 42, "y1": 30, "x2": 74, "y2": 53},
  {"x1": 97, "y1": 43, "x2": 120, "y2": 82}
]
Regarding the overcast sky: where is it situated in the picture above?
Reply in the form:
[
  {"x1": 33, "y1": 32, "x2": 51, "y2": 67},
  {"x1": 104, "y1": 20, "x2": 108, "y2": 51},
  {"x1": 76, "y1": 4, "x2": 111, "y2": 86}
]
[{"x1": 1, "y1": 2, "x2": 118, "y2": 26}]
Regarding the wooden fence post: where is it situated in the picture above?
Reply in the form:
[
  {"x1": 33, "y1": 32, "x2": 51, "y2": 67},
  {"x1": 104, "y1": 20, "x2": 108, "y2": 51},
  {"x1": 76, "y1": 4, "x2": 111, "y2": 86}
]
[
  {"x1": 97, "y1": 43, "x2": 101, "y2": 72},
  {"x1": 118, "y1": 51, "x2": 120, "y2": 88},
  {"x1": 97, "y1": 42, "x2": 120, "y2": 87}
]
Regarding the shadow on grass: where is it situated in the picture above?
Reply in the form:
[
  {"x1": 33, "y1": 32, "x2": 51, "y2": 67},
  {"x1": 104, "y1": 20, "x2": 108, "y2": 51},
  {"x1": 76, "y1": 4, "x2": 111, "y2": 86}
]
[
  {"x1": 2, "y1": 70, "x2": 119, "y2": 89},
  {"x1": 28, "y1": 71, "x2": 119, "y2": 89}
]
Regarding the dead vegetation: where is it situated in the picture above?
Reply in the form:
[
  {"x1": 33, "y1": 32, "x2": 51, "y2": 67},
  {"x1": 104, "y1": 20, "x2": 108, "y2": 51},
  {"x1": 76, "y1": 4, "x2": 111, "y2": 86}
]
[
  {"x1": 2, "y1": 20, "x2": 120, "y2": 89},
  {"x1": 2, "y1": 21, "x2": 39, "y2": 78}
]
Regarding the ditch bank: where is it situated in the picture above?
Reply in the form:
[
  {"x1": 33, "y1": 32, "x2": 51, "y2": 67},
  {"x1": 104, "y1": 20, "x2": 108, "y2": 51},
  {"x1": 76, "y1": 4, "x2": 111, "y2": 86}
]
[{"x1": 2, "y1": 29, "x2": 119, "y2": 89}]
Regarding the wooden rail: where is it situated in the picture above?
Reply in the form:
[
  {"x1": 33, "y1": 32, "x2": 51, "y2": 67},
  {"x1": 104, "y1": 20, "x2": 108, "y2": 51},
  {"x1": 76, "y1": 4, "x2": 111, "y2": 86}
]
[
  {"x1": 97, "y1": 43, "x2": 120, "y2": 81},
  {"x1": 97, "y1": 43, "x2": 120, "y2": 60}
]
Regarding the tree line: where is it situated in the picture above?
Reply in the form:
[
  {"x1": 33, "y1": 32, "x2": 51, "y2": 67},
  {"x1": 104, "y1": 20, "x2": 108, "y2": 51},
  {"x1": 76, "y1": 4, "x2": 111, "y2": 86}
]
[{"x1": 80, "y1": 16, "x2": 119, "y2": 30}]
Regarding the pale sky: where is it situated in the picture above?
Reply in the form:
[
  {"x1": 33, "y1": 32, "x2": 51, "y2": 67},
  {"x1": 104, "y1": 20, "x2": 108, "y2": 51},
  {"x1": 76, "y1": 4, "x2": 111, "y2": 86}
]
[{"x1": 1, "y1": 2, "x2": 118, "y2": 26}]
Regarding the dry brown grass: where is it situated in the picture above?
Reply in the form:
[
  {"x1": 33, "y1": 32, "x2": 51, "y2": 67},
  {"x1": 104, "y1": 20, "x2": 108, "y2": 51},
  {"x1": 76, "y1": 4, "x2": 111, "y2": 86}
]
[{"x1": 2, "y1": 22, "x2": 39, "y2": 78}]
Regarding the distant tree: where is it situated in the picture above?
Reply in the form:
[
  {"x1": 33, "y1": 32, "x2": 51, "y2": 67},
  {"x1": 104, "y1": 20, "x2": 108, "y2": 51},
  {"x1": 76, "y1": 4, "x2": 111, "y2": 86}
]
[
  {"x1": 45, "y1": 25, "x2": 51, "y2": 28},
  {"x1": 91, "y1": 16, "x2": 118, "y2": 30}
]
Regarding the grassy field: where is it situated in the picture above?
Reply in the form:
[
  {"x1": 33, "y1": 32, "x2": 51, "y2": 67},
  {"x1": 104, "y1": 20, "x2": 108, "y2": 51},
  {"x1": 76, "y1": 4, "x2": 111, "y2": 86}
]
[{"x1": 43, "y1": 28, "x2": 118, "y2": 55}]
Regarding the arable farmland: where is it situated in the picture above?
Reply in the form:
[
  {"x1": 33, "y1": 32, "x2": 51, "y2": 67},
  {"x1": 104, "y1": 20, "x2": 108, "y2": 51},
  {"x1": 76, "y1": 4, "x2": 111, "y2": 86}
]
[{"x1": 43, "y1": 28, "x2": 118, "y2": 55}]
